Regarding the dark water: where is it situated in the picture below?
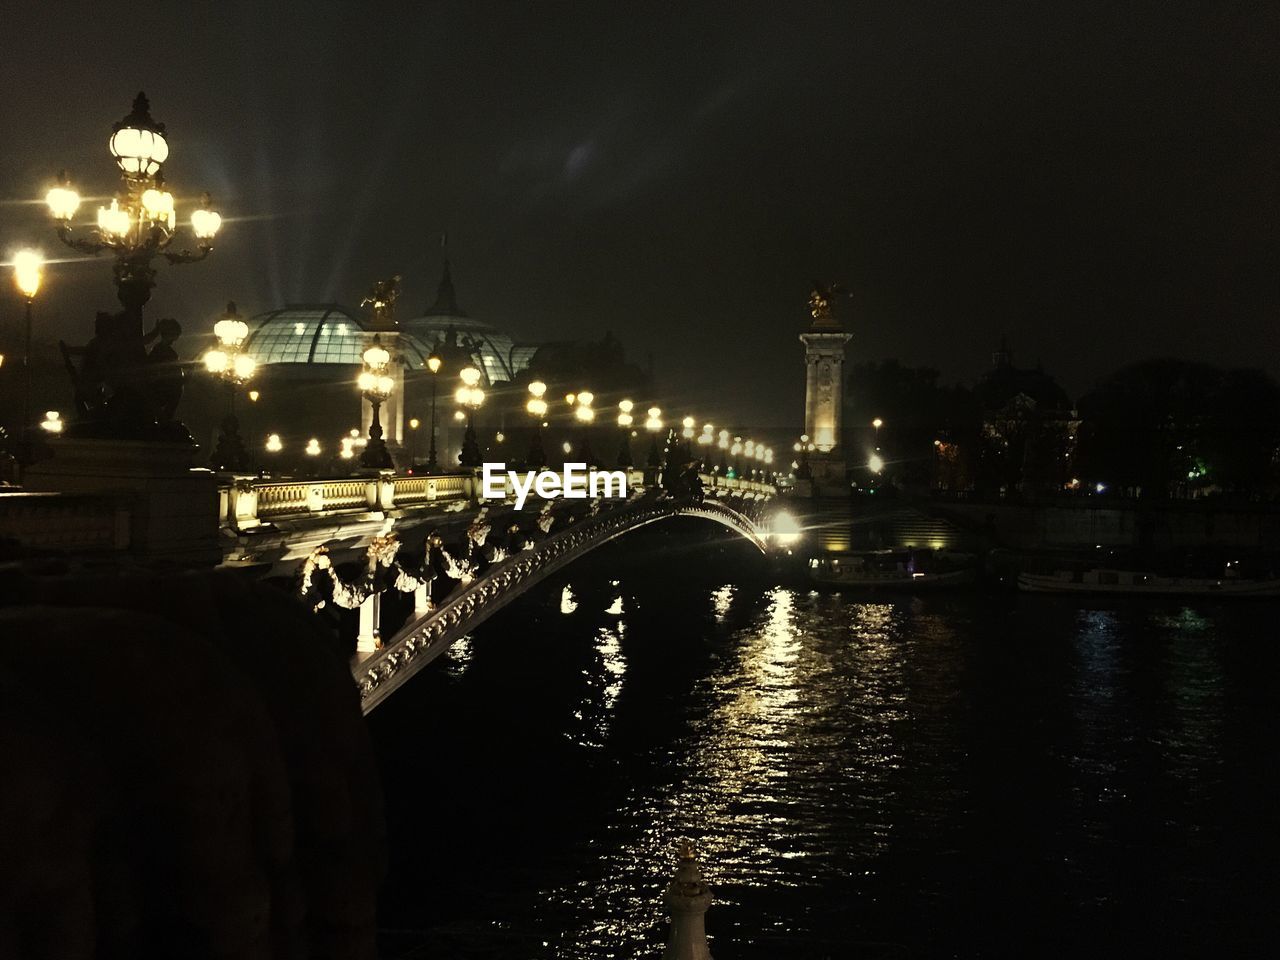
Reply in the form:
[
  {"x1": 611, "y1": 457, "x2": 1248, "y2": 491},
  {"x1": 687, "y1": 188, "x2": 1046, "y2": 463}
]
[{"x1": 369, "y1": 525, "x2": 1280, "y2": 958}]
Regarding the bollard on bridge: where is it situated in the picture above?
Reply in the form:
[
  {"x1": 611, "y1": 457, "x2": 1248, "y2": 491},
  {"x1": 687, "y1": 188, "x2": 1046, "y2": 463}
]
[{"x1": 663, "y1": 841, "x2": 714, "y2": 960}]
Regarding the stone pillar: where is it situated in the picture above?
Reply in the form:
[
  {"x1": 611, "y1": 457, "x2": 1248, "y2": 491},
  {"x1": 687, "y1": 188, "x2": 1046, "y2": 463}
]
[
  {"x1": 663, "y1": 842, "x2": 713, "y2": 960},
  {"x1": 800, "y1": 299, "x2": 852, "y2": 495},
  {"x1": 356, "y1": 591, "x2": 381, "y2": 654},
  {"x1": 800, "y1": 327, "x2": 852, "y2": 454},
  {"x1": 413, "y1": 582, "x2": 431, "y2": 616}
]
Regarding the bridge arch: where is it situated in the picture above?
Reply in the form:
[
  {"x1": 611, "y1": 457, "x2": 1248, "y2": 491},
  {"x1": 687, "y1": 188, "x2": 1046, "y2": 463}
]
[{"x1": 355, "y1": 496, "x2": 770, "y2": 713}]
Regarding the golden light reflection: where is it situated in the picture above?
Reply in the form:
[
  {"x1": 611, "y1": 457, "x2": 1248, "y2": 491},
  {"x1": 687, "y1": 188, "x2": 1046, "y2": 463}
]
[
  {"x1": 712, "y1": 584, "x2": 734, "y2": 621},
  {"x1": 445, "y1": 634, "x2": 473, "y2": 678},
  {"x1": 530, "y1": 589, "x2": 924, "y2": 953},
  {"x1": 560, "y1": 584, "x2": 578, "y2": 615}
]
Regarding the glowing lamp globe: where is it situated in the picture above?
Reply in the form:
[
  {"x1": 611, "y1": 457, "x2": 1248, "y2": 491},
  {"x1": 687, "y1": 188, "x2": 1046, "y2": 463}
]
[
  {"x1": 213, "y1": 303, "x2": 248, "y2": 346},
  {"x1": 528, "y1": 380, "x2": 547, "y2": 398},
  {"x1": 459, "y1": 364, "x2": 481, "y2": 387},
  {"x1": 363, "y1": 342, "x2": 391, "y2": 368},
  {"x1": 203, "y1": 350, "x2": 229, "y2": 374},
  {"x1": 46, "y1": 175, "x2": 81, "y2": 221},
  {"x1": 619, "y1": 398, "x2": 634, "y2": 413},
  {"x1": 13, "y1": 249, "x2": 43, "y2": 299},
  {"x1": 191, "y1": 206, "x2": 221, "y2": 240},
  {"x1": 232, "y1": 354, "x2": 256, "y2": 381},
  {"x1": 140, "y1": 188, "x2": 175, "y2": 227},
  {"x1": 110, "y1": 93, "x2": 169, "y2": 177},
  {"x1": 575, "y1": 404, "x2": 594, "y2": 422},
  {"x1": 376, "y1": 375, "x2": 395, "y2": 396},
  {"x1": 97, "y1": 199, "x2": 131, "y2": 238},
  {"x1": 360, "y1": 372, "x2": 378, "y2": 392},
  {"x1": 577, "y1": 390, "x2": 594, "y2": 407}
]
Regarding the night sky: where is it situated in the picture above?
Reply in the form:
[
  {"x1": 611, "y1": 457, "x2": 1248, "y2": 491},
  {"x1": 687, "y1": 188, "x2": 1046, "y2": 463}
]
[{"x1": 2, "y1": 1, "x2": 1277, "y2": 428}]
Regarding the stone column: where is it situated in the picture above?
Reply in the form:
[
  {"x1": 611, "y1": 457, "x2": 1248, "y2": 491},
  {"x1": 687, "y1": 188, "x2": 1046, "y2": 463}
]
[
  {"x1": 356, "y1": 591, "x2": 381, "y2": 654},
  {"x1": 663, "y1": 842, "x2": 713, "y2": 960}
]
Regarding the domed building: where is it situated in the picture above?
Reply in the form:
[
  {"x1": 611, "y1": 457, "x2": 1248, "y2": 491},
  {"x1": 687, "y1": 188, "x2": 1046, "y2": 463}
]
[
  {"x1": 399, "y1": 260, "x2": 538, "y2": 386},
  {"x1": 239, "y1": 261, "x2": 537, "y2": 468}
]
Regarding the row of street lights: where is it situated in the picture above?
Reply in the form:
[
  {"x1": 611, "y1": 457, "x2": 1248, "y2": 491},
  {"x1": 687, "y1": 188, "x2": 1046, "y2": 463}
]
[{"x1": 4, "y1": 93, "x2": 787, "y2": 485}]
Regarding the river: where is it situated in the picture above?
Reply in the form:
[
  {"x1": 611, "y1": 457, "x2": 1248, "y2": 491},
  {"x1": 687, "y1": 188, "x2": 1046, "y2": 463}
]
[{"x1": 368, "y1": 523, "x2": 1278, "y2": 958}]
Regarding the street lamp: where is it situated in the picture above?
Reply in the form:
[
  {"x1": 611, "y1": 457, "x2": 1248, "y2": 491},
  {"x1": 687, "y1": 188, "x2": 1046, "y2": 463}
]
[
  {"x1": 697, "y1": 422, "x2": 713, "y2": 470},
  {"x1": 526, "y1": 380, "x2": 548, "y2": 467},
  {"x1": 617, "y1": 399, "x2": 634, "y2": 467},
  {"x1": 203, "y1": 301, "x2": 255, "y2": 472},
  {"x1": 425, "y1": 349, "x2": 442, "y2": 470},
  {"x1": 868, "y1": 452, "x2": 885, "y2": 474},
  {"x1": 456, "y1": 362, "x2": 484, "y2": 467},
  {"x1": 680, "y1": 415, "x2": 696, "y2": 463},
  {"x1": 796, "y1": 433, "x2": 813, "y2": 479},
  {"x1": 645, "y1": 406, "x2": 663, "y2": 473},
  {"x1": 572, "y1": 390, "x2": 596, "y2": 465},
  {"x1": 358, "y1": 336, "x2": 395, "y2": 468},
  {"x1": 716, "y1": 429, "x2": 729, "y2": 474},
  {"x1": 408, "y1": 417, "x2": 420, "y2": 467},
  {"x1": 10, "y1": 249, "x2": 43, "y2": 471},
  {"x1": 44, "y1": 94, "x2": 223, "y2": 434}
]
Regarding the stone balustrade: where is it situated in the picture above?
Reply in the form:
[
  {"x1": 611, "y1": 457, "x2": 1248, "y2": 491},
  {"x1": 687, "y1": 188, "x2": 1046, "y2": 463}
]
[{"x1": 219, "y1": 470, "x2": 776, "y2": 531}]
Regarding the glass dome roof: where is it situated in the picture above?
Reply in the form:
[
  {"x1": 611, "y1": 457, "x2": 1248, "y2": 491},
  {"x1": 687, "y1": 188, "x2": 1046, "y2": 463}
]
[
  {"x1": 243, "y1": 305, "x2": 369, "y2": 365},
  {"x1": 242, "y1": 303, "x2": 533, "y2": 385},
  {"x1": 401, "y1": 313, "x2": 529, "y2": 385}
]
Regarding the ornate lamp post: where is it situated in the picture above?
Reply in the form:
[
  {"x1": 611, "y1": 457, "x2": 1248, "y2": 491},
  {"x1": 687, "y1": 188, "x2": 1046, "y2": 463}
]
[
  {"x1": 358, "y1": 337, "x2": 395, "y2": 468},
  {"x1": 573, "y1": 390, "x2": 596, "y2": 465},
  {"x1": 744, "y1": 439, "x2": 756, "y2": 478},
  {"x1": 716, "y1": 429, "x2": 730, "y2": 474},
  {"x1": 407, "y1": 417, "x2": 420, "y2": 467},
  {"x1": 617, "y1": 399, "x2": 634, "y2": 467},
  {"x1": 645, "y1": 406, "x2": 664, "y2": 480},
  {"x1": 526, "y1": 380, "x2": 548, "y2": 467},
  {"x1": 10, "y1": 250, "x2": 43, "y2": 471},
  {"x1": 794, "y1": 434, "x2": 814, "y2": 479},
  {"x1": 730, "y1": 437, "x2": 743, "y2": 478},
  {"x1": 425, "y1": 350, "x2": 442, "y2": 470},
  {"x1": 203, "y1": 302, "x2": 255, "y2": 472},
  {"x1": 45, "y1": 93, "x2": 222, "y2": 436},
  {"x1": 697, "y1": 422, "x2": 713, "y2": 471},
  {"x1": 456, "y1": 363, "x2": 484, "y2": 467},
  {"x1": 680, "y1": 415, "x2": 696, "y2": 464}
]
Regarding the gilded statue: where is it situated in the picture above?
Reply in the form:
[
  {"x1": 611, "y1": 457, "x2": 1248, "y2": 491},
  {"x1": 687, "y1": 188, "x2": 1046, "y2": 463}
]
[{"x1": 362, "y1": 274, "x2": 402, "y2": 326}]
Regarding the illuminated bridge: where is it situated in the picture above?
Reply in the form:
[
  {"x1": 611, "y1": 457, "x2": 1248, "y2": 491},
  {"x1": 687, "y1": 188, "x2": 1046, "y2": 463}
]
[{"x1": 219, "y1": 469, "x2": 781, "y2": 712}]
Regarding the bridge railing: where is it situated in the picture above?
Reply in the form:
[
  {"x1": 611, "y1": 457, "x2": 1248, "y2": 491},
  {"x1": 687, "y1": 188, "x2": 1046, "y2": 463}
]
[{"x1": 219, "y1": 470, "x2": 776, "y2": 531}]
